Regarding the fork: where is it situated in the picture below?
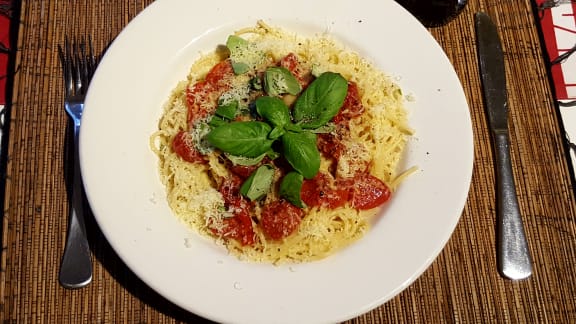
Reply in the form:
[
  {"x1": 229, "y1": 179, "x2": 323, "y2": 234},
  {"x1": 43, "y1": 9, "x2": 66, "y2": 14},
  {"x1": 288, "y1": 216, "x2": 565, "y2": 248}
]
[{"x1": 57, "y1": 38, "x2": 98, "y2": 289}]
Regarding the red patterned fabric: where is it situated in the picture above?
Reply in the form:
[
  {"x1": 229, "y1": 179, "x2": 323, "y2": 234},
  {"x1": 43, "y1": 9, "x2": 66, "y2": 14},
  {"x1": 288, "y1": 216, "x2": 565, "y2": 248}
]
[
  {"x1": 0, "y1": 1, "x2": 11, "y2": 105},
  {"x1": 537, "y1": 1, "x2": 576, "y2": 100}
]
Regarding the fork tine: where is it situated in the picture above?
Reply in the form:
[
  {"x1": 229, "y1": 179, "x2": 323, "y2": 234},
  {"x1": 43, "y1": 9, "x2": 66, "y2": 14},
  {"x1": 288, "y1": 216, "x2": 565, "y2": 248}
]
[
  {"x1": 72, "y1": 41, "x2": 83, "y2": 95},
  {"x1": 59, "y1": 36, "x2": 100, "y2": 98},
  {"x1": 66, "y1": 37, "x2": 79, "y2": 95},
  {"x1": 87, "y1": 36, "x2": 96, "y2": 78},
  {"x1": 58, "y1": 37, "x2": 73, "y2": 97},
  {"x1": 77, "y1": 37, "x2": 97, "y2": 95}
]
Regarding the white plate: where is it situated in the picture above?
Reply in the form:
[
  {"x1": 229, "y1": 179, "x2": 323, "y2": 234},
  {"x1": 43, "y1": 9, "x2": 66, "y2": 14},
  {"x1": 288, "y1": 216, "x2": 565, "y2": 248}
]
[{"x1": 81, "y1": 0, "x2": 473, "y2": 323}]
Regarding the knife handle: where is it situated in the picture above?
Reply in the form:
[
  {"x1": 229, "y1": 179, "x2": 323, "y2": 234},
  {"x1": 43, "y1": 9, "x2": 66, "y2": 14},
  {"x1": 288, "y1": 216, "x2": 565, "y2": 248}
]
[{"x1": 493, "y1": 132, "x2": 533, "y2": 280}]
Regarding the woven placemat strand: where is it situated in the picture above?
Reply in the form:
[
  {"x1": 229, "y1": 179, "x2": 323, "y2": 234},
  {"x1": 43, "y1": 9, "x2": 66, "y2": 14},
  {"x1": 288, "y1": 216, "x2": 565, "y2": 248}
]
[{"x1": 1, "y1": 0, "x2": 575, "y2": 323}]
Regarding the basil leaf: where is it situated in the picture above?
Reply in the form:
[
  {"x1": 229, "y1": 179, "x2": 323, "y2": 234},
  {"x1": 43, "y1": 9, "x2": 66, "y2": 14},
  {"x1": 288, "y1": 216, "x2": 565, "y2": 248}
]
[
  {"x1": 264, "y1": 67, "x2": 301, "y2": 96},
  {"x1": 240, "y1": 164, "x2": 275, "y2": 201},
  {"x1": 255, "y1": 96, "x2": 291, "y2": 127},
  {"x1": 293, "y1": 72, "x2": 348, "y2": 129},
  {"x1": 279, "y1": 171, "x2": 305, "y2": 208},
  {"x1": 207, "y1": 121, "x2": 274, "y2": 158},
  {"x1": 282, "y1": 131, "x2": 320, "y2": 179},
  {"x1": 215, "y1": 101, "x2": 238, "y2": 120},
  {"x1": 208, "y1": 116, "x2": 228, "y2": 128},
  {"x1": 226, "y1": 35, "x2": 264, "y2": 75},
  {"x1": 226, "y1": 35, "x2": 250, "y2": 74}
]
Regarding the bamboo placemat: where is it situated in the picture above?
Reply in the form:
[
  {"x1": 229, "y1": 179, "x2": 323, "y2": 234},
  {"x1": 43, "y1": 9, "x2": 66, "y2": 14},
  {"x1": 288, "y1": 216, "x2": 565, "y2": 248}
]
[{"x1": 1, "y1": 0, "x2": 575, "y2": 323}]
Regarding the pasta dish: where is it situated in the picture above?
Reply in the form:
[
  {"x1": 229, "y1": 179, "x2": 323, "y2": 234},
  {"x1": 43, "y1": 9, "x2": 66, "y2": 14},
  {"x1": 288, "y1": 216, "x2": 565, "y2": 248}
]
[{"x1": 150, "y1": 21, "x2": 414, "y2": 263}]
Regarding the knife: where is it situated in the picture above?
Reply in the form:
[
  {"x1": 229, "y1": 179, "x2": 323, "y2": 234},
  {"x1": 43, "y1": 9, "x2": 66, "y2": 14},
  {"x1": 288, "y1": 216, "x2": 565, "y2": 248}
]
[{"x1": 475, "y1": 12, "x2": 533, "y2": 280}]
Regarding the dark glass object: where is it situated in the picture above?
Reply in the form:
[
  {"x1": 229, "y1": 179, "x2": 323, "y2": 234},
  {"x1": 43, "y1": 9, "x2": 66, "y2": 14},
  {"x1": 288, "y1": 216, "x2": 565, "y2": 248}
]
[{"x1": 395, "y1": 0, "x2": 468, "y2": 27}]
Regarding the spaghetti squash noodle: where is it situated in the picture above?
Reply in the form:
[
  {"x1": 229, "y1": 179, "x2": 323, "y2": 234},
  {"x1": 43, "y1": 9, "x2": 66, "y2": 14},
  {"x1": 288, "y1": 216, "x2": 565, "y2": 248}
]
[{"x1": 150, "y1": 21, "x2": 414, "y2": 263}]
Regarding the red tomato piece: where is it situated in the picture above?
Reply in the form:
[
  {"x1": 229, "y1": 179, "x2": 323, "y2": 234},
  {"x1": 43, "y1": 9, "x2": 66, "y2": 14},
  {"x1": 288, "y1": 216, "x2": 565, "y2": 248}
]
[
  {"x1": 219, "y1": 197, "x2": 255, "y2": 246},
  {"x1": 204, "y1": 59, "x2": 234, "y2": 86},
  {"x1": 171, "y1": 130, "x2": 205, "y2": 164},
  {"x1": 185, "y1": 60, "x2": 234, "y2": 125},
  {"x1": 218, "y1": 175, "x2": 243, "y2": 204},
  {"x1": 260, "y1": 200, "x2": 304, "y2": 240},
  {"x1": 228, "y1": 157, "x2": 270, "y2": 179},
  {"x1": 185, "y1": 81, "x2": 211, "y2": 124},
  {"x1": 332, "y1": 81, "x2": 365, "y2": 125},
  {"x1": 212, "y1": 176, "x2": 255, "y2": 246},
  {"x1": 301, "y1": 173, "x2": 349, "y2": 209},
  {"x1": 279, "y1": 53, "x2": 299, "y2": 73},
  {"x1": 350, "y1": 174, "x2": 391, "y2": 210},
  {"x1": 279, "y1": 53, "x2": 311, "y2": 88},
  {"x1": 317, "y1": 132, "x2": 346, "y2": 161},
  {"x1": 229, "y1": 164, "x2": 259, "y2": 179}
]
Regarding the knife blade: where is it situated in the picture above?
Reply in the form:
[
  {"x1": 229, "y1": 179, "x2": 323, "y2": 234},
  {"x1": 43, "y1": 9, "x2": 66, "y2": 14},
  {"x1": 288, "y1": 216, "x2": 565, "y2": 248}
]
[{"x1": 475, "y1": 12, "x2": 533, "y2": 280}]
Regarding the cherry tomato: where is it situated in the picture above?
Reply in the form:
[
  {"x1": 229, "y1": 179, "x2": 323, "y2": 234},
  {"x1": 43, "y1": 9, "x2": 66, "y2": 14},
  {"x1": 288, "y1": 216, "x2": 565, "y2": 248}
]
[
  {"x1": 350, "y1": 173, "x2": 391, "y2": 210},
  {"x1": 332, "y1": 81, "x2": 364, "y2": 125},
  {"x1": 218, "y1": 175, "x2": 243, "y2": 204},
  {"x1": 207, "y1": 60, "x2": 234, "y2": 83},
  {"x1": 229, "y1": 164, "x2": 258, "y2": 179},
  {"x1": 228, "y1": 157, "x2": 270, "y2": 179},
  {"x1": 219, "y1": 197, "x2": 255, "y2": 246},
  {"x1": 260, "y1": 200, "x2": 304, "y2": 240},
  {"x1": 279, "y1": 53, "x2": 311, "y2": 88},
  {"x1": 211, "y1": 176, "x2": 255, "y2": 246},
  {"x1": 186, "y1": 60, "x2": 234, "y2": 125},
  {"x1": 318, "y1": 132, "x2": 346, "y2": 161},
  {"x1": 301, "y1": 173, "x2": 349, "y2": 209},
  {"x1": 171, "y1": 130, "x2": 205, "y2": 164},
  {"x1": 185, "y1": 81, "x2": 210, "y2": 124}
]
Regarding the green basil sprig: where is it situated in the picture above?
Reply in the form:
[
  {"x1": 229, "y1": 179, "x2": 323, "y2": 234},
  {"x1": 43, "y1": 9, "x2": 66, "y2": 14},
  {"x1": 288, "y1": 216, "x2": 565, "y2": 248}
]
[
  {"x1": 254, "y1": 96, "x2": 320, "y2": 178},
  {"x1": 293, "y1": 72, "x2": 348, "y2": 129},
  {"x1": 205, "y1": 70, "x2": 349, "y2": 208},
  {"x1": 206, "y1": 121, "x2": 274, "y2": 158}
]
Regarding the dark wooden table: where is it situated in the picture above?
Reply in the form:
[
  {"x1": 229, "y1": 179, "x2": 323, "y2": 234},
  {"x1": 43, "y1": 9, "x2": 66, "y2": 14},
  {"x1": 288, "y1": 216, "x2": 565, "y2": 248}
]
[{"x1": 2, "y1": 0, "x2": 575, "y2": 322}]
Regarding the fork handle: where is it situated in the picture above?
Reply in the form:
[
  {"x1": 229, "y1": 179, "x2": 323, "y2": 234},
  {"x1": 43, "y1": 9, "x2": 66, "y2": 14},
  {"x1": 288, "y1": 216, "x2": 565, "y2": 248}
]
[{"x1": 59, "y1": 121, "x2": 92, "y2": 289}]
